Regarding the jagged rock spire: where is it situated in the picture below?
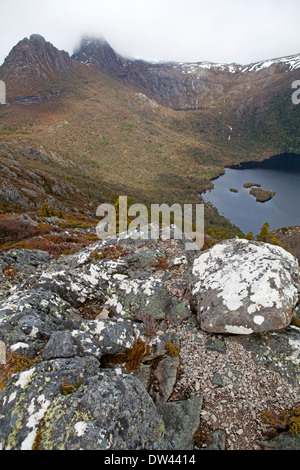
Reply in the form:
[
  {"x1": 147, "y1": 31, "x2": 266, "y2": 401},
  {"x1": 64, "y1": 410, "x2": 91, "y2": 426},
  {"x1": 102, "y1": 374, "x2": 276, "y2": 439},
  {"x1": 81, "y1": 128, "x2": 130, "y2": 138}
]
[{"x1": 0, "y1": 34, "x2": 75, "y2": 82}]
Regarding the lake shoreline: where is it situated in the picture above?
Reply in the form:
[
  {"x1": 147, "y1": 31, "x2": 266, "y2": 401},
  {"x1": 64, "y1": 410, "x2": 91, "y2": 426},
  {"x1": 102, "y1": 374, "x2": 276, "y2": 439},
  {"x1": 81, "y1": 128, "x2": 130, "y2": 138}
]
[{"x1": 201, "y1": 153, "x2": 300, "y2": 235}]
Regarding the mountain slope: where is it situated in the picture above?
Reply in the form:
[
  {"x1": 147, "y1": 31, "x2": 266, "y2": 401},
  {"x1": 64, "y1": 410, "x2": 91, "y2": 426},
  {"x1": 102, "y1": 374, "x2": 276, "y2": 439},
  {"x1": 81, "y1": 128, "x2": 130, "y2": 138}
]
[
  {"x1": 72, "y1": 37, "x2": 300, "y2": 154},
  {"x1": 0, "y1": 35, "x2": 239, "y2": 235},
  {"x1": 0, "y1": 34, "x2": 299, "y2": 242}
]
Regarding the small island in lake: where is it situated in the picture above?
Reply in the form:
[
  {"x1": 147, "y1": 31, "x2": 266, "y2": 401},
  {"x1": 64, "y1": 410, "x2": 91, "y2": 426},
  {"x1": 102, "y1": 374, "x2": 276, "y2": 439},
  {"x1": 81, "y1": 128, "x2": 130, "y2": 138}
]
[
  {"x1": 243, "y1": 182, "x2": 262, "y2": 188},
  {"x1": 229, "y1": 188, "x2": 238, "y2": 193},
  {"x1": 242, "y1": 182, "x2": 276, "y2": 202},
  {"x1": 249, "y1": 187, "x2": 276, "y2": 202}
]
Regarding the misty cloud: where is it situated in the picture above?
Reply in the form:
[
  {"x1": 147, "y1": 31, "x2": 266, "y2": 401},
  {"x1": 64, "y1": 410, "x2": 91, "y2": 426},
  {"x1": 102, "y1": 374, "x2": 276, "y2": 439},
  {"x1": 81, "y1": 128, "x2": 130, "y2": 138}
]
[{"x1": 0, "y1": 0, "x2": 300, "y2": 66}]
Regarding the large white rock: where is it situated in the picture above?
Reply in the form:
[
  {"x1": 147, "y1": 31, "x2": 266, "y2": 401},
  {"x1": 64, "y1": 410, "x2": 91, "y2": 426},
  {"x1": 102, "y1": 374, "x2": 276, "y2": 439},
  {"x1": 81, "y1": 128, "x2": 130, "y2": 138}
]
[{"x1": 192, "y1": 239, "x2": 299, "y2": 334}]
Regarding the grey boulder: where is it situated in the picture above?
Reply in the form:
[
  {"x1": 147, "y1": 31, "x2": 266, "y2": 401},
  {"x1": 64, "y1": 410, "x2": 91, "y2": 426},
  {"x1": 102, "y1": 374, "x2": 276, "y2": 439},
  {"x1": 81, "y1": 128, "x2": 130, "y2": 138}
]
[
  {"x1": 0, "y1": 358, "x2": 172, "y2": 450},
  {"x1": 192, "y1": 239, "x2": 299, "y2": 334}
]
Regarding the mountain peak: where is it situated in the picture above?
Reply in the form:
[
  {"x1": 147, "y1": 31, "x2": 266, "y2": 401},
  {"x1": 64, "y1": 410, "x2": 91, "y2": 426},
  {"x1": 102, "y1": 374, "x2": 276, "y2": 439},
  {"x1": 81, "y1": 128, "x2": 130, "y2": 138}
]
[
  {"x1": 0, "y1": 34, "x2": 75, "y2": 82},
  {"x1": 29, "y1": 34, "x2": 47, "y2": 42},
  {"x1": 72, "y1": 36, "x2": 125, "y2": 73},
  {"x1": 80, "y1": 35, "x2": 109, "y2": 46}
]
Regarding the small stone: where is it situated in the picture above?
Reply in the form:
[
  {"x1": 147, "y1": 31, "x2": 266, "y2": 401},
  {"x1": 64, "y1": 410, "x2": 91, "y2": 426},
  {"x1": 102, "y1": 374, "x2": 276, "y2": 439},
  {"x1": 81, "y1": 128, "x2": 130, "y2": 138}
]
[
  {"x1": 153, "y1": 355, "x2": 180, "y2": 404},
  {"x1": 42, "y1": 330, "x2": 77, "y2": 360},
  {"x1": 205, "y1": 337, "x2": 226, "y2": 354},
  {"x1": 212, "y1": 372, "x2": 224, "y2": 387},
  {"x1": 95, "y1": 308, "x2": 110, "y2": 320},
  {"x1": 204, "y1": 430, "x2": 226, "y2": 450}
]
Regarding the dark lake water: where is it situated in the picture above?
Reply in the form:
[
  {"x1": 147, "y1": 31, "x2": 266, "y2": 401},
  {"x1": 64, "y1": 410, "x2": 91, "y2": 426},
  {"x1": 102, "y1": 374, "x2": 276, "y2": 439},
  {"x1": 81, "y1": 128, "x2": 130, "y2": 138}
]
[{"x1": 202, "y1": 153, "x2": 300, "y2": 235}]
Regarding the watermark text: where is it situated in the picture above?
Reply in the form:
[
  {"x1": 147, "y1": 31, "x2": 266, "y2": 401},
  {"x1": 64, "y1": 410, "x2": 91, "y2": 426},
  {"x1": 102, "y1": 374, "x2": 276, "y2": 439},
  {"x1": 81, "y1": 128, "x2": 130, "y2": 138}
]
[
  {"x1": 291, "y1": 80, "x2": 300, "y2": 105},
  {"x1": 96, "y1": 196, "x2": 204, "y2": 250},
  {"x1": 0, "y1": 80, "x2": 6, "y2": 105}
]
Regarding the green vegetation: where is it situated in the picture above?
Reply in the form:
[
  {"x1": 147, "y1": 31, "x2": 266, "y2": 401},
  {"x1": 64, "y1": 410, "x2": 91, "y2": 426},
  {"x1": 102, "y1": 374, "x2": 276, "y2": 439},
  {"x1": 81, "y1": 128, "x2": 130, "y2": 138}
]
[
  {"x1": 61, "y1": 376, "x2": 83, "y2": 395},
  {"x1": 249, "y1": 187, "x2": 276, "y2": 202},
  {"x1": 206, "y1": 221, "x2": 284, "y2": 249},
  {"x1": 100, "y1": 338, "x2": 151, "y2": 373},
  {"x1": 0, "y1": 216, "x2": 51, "y2": 245},
  {"x1": 244, "y1": 222, "x2": 282, "y2": 247},
  {"x1": 243, "y1": 182, "x2": 276, "y2": 202},
  {"x1": 255, "y1": 222, "x2": 271, "y2": 242},
  {"x1": 291, "y1": 316, "x2": 300, "y2": 328},
  {"x1": 243, "y1": 182, "x2": 261, "y2": 188},
  {"x1": 260, "y1": 405, "x2": 300, "y2": 437},
  {"x1": 206, "y1": 225, "x2": 244, "y2": 240},
  {"x1": 166, "y1": 341, "x2": 180, "y2": 358},
  {"x1": 0, "y1": 351, "x2": 40, "y2": 390},
  {"x1": 245, "y1": 231, "x2": 255, "y2": 240},
  {"x1": 40, "y1": 203, "x2": 64, "y2": 218}
]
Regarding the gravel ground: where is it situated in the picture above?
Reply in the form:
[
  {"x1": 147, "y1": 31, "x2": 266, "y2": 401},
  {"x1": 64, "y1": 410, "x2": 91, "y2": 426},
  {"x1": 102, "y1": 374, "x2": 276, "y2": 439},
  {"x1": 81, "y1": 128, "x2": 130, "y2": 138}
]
[{"x1": 170, "y1": 323, "x2": 299, "y2": 450}]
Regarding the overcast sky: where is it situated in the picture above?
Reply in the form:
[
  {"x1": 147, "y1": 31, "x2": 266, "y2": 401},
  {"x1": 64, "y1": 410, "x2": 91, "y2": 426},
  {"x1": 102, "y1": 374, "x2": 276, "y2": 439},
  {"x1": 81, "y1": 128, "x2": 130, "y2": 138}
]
[{"x1": 1, "y1": 0, "x2": 300, "y2": 66}]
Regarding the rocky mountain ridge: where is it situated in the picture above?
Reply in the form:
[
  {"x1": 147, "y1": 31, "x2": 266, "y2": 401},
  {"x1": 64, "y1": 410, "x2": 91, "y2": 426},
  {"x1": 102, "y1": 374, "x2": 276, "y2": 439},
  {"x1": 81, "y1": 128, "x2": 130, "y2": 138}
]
[
  {"x1": 73, "y1": 36, "x2": 300, "y2": 76},
  {"x1": 72, "y1": 36, "x2": 300, "y2": 110},
  {"x1": 2, "y1": 34, "x2": 300, "y2": 110}
]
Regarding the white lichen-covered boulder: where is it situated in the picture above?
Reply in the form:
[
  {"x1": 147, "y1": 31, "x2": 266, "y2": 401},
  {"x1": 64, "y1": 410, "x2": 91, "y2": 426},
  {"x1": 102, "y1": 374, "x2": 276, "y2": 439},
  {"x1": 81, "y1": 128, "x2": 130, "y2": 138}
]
[{"x1": 192, "y1": 239, "x2": 299, "y2": 334}]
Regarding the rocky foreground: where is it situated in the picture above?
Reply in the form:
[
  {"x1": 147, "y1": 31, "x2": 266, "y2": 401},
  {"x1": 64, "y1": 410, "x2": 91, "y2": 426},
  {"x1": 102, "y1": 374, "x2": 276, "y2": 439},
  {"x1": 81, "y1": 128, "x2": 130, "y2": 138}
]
[{"x1": 0, "y1": 227, "x2": 299, "y2": 450}]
